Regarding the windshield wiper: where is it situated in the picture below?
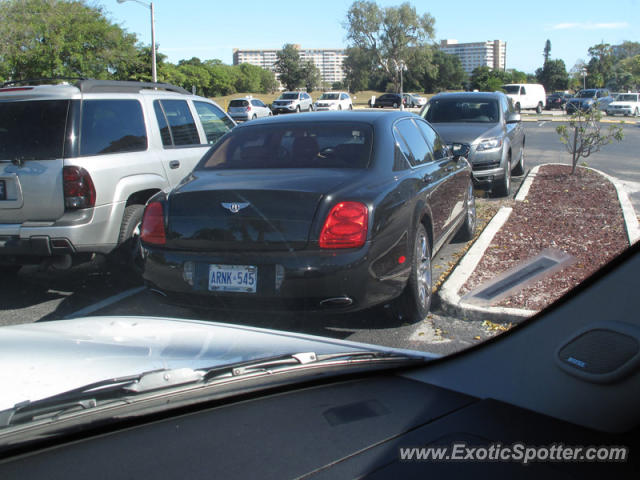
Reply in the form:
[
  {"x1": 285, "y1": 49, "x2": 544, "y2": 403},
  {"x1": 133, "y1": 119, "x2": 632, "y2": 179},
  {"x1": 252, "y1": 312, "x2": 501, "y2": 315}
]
[{"x1": 0, "y1": 351, "x2": 424, "y2": 428}]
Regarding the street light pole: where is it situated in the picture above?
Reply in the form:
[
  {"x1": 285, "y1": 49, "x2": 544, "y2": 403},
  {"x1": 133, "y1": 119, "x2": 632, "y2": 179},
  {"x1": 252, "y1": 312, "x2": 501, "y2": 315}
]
[
  {"x1": 581, "y1": 67, "x2": 587, "y2": 90},
  {"x1": 117, "y1": 0, "x2": 157, "y2": 83}
]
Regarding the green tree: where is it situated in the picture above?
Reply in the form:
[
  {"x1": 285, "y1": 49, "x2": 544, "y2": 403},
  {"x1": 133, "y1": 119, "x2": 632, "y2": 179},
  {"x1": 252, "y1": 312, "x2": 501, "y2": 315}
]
[
  {"x1": 535, "y1": 59, "x2": 568, "y2": 92},
  {"x1": 417, "y1": 49, "x2": 465, "y2": 93},
  {"x1": 469, "y1": 66, "x2": 512, "y2": 91},
  {"x1": 343, "y1": 46, "x2": 377, "y2": 92},
  {"x1": 0, "y1": 0, "x2": 140, "y2": 81},
  {"x1": 234, "y1": 63, "x2": 263, "y2": 93},
  {"x1": 274, "y1": 44, "x2": 303, "y2": 91},
  {"x1": 344, "y1": 1, "x2": 435, "y2": 91},
  {"x1": 300, "y1": 60, "x2": 321, "y2": 92},
  {"x1": 543, "y1": 39, "x2": 551, "y2": 64},
  {"x1": 258, "y1": 68, "x2": 277, "y2": 94},
  {"x1": 556, "y1": 109, "x2": 624, "y2": 174},
  {"x1": 586, "y1": 43, "x2": 615, "y2": 88}
]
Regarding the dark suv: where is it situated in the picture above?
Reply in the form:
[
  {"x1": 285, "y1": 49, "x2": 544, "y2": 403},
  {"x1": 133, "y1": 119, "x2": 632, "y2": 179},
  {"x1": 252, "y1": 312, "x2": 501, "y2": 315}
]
[
  {"x1": 370, "y1": 93, "x2": 405, "y2": 108},
  {"x1": 420, "y1": 91, "x2": 525, "y2": 197},
  {"x1": 565, "y1": 88, "x2": 613, "y2": 113}
]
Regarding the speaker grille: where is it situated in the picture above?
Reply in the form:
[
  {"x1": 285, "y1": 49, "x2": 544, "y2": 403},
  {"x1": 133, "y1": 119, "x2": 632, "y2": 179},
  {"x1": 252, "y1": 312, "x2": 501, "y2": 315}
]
[{"x1": 558, "y1": 329, "x2": 639, "y2": 374}]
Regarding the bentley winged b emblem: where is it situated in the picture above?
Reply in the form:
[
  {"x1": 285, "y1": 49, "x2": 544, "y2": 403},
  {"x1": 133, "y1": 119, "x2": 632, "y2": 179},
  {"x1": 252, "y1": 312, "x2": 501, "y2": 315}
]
[{"x1": 221, "y1": 202, "x2": 250, "y2": 213}]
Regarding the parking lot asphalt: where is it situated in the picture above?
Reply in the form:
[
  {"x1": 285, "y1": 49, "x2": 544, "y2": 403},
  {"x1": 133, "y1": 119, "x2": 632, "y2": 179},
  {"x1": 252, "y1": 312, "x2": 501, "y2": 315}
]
[{"x1": 2, "y1": 121, "x2": 638, "y2": 356}]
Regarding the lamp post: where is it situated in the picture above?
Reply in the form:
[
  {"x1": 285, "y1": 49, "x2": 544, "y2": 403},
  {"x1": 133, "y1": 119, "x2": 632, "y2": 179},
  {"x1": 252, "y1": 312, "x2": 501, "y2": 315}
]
[
  {"x1": 396, "y1": 60, "x2": 407, "y2": 110},
  {"x1": 581, "y1": 67, "x2": 587, "y2": 90},
  {"x1": 117, "y1": 0, "x2": 156, "y2": 83}
]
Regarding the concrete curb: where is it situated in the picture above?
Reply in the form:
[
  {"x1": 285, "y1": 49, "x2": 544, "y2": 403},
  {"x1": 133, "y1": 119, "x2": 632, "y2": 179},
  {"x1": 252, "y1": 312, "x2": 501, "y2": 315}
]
[{"x1": 436, "y1": 163, "x2": 639, "y2": 323}]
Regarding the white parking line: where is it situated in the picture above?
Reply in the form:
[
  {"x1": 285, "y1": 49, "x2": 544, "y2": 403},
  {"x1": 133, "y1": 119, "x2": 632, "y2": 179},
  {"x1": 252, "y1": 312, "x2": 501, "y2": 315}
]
[
  {"x1": 538, "y1": 121, "x2": 548, "y2": 127},
  {"x1": 64, "y1": 286, "x2": 146, "y2": 319}
]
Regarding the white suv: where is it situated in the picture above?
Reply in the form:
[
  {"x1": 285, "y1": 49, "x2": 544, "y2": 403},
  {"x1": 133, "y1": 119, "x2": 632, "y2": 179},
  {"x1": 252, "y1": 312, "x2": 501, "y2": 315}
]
[
  {"x1": 271, "y1": 91, "x2": 314, "y2": 114},
  {"x1": 0, "y1": 80, "x2": 235, "y2": 271},
  {"x1": 314, "y1": 92, "x2": 353, "y2": 111}
]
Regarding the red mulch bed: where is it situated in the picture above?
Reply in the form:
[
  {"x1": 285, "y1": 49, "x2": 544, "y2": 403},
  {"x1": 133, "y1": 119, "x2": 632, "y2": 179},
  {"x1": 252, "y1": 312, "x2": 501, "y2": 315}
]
[{"x1": 460, "y1": 164, "x2": 629, "y2": 311}]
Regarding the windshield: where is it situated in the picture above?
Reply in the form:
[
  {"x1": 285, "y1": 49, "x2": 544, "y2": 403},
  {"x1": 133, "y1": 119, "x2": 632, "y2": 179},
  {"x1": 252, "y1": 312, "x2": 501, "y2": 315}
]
[
  {"x1": 425, "y1": 98, "x2": 499, "y2": 123},
  {"x1": 616, "y1": 94, "x2": 638, "y2": 102},
  {"x1": 577, "y1": 90, "x2": 597, "y2": 98},
  {"x1": 319, "y1": 93, "x2": 340, "y2": 100},
  {"x1": 0, "y1": 0, "x2": 637, "y2": 441},
  {"x1": 199, "y1": 123, "x2": 372, "y2": 169}
]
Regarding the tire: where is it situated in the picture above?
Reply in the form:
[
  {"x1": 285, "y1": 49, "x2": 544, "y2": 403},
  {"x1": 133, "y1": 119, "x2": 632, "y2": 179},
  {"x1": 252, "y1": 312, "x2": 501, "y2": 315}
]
[
  {"x1": 338, "y1": 104, "x2": 342, "y2": 111},
  {"x1": 392, "y1": 102, "x2": 398, "y2": 108},
  {"x1": 390, "y1": 223, "x2": 432, "y2": 323},
  {"x1": 454, "y1": 181, "x2": 476, "y2": 242},
  {"x1": 515, "y1": 103, "x2": 521, "y2": 113},
  {"x1": 252, "y1": 114, "x2": 257, "y2": 120},
  {"x1": 635, "y1": 107, "x2": 639, "y2": 117},
  {"x1": 0, "y1": 265, "x2": 21, "y2": 275},
  {"x1": 512, "y1": 146, "x2": 525, "y2": 176},
  {"x1": 296, "y1": 105, "x2": 300, "y2": 113},
  {"x1": 348, "y1": 104, "x2": 353, "y2": 110},
  {"x1": 494, "y1": 158, "x2": 511, "y2": 197},
  {"x1": 308, "y1": 104, "x2": 313, "y2": 112},
  {"x1": 113, "y1": 204, "x2": 145, "y2": 273},
  {"x1": 268, "y1": 111, "x2": 272, "y2": 116},
  {"x1": 536, "y1": 103, "x2": 543, "y2": 114}
]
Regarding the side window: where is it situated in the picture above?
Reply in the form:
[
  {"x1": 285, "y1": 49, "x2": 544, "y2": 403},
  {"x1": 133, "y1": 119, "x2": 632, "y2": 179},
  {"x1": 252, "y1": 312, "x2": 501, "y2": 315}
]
[
  {"x1": 392, "y1": 127, "x2": 412, "y2": 171},
  {"x1": 193, "y1": 101, "x2": 234, "y2": 145},
  {"x1": 341, "y1": 93, "x2": 348, "y2": 100},
  {"x1": 520, "y1": 86, "x2": 527, "y2": 95},
  {"x1": 394, "y1": 119, "x2": 432, "y2": 166},
  {"x1": 417, "y1": 120, "x2": 449, "y2": 161},
  {"x1": 393, "y1": 126, "x2": 414, "y2": 165},
  {"x1": 80, "y1": 100, "x2": 147, "y2": 156},
  {"x1": 153, "y1": 99, "x2": 200, "y2": 147}
]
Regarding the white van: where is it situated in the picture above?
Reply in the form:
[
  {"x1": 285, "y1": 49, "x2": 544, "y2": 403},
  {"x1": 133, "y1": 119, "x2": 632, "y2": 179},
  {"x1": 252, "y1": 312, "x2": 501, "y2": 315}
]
[{"x1": 502, "y1": 84, "x2": 546, "y2": 113}]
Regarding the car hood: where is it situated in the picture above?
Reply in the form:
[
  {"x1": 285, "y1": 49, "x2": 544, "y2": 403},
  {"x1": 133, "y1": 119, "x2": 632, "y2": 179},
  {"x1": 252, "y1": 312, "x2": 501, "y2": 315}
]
[
  {"x1": 0, "y1": 316, "x2": 435, "y2": 410},
  {"x1": 430, "y1": 122, "x2": 503, "y2": 145}
]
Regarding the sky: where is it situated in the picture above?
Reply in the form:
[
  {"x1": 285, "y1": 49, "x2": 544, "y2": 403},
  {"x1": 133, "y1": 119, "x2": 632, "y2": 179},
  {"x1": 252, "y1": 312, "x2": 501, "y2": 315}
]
[{"x1": 101, "y1": 0, "x2": 640, "y2": 74}]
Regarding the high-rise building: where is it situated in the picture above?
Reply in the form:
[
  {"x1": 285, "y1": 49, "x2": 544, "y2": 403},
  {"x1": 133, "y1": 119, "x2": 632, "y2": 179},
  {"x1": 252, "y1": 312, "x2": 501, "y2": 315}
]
[
  {"x1": 439, "y1": 40, "x2": 507, "y2": 75},
  {"x1": 232, "y1": 46, "x2": 347, "y2": 85}
]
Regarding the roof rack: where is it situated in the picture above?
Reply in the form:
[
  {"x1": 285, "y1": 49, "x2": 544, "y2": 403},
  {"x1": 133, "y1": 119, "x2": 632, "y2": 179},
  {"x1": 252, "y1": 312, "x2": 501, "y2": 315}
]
[
  {"x1": 76, "y1": 80, "x2": 190, "y2": 95},
  {"x1": 1, "y1": 77, "x2": 87, "y2": 88}
]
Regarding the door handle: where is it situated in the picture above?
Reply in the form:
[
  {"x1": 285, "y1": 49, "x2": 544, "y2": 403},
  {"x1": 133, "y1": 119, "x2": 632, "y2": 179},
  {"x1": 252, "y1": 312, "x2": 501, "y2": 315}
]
[
  {"x1": 422, "y1": 173, "x2": 433, "y2": 183},
  {"x1": 169, "y1": 160, "x2": 180, "y2": 169}
]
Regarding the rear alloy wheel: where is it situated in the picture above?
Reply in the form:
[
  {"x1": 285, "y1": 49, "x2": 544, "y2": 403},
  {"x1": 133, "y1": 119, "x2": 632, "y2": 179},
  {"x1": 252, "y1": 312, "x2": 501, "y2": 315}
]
[
  {"x1": 392, "y1": 102, "x2": 398, "y2": 108},
  {"x1": 494, "y1": 158, "x2": 511, "y2": 197},
  {"x1": 454, "y1": 181, "x2": 476, "y2": 242},
  {"x1": 512, "y1": 146, "x2": 525, "y2": 176},
  {"x1": 113, "y1": 204, "x2": 145, "y2": 274},
  {"x1": 390, "y1": 223, "x2": 432, "y2": 323}
]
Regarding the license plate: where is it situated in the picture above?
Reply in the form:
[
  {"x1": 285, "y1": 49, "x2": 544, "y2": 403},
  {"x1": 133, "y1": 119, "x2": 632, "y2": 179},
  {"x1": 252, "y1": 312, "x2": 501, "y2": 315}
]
[
  {"x1": 0, "y1": 180, "x2": 5, "y2": 200},
  {"x1": 208, "y1": 264, "x2": 257, "y2": 293}
]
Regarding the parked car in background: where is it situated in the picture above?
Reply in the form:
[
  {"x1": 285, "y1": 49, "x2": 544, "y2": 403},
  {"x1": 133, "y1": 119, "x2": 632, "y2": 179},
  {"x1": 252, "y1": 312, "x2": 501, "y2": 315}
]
[
  {"x1": 370, "y1": 93, "x2": 405, "y2": 108},
  {"x1": 141, "y1": 111, "x2": 475, "y2": 322},
  {"x1": 545, "y1": 92, "x2": 572, "y2": 110},
  {"x1": 421, "y1": 91, "x2": 525, "y2": 197},
  {"x1": 565, "y1": 88, "x2": 614, "y2": 114},
  {"x1": 0, "y1": 80, "x2": 235, "y2": 272},
  {"x1": 271, "y1": 91, "x2": 314, "y2": 114},
  {"x1": 313, "y1": 91, "x2": 353, "y2": 110},
  {"x1": 227, "y1": 96, "x2": 272, "y2": 122},
  {"x1": 605, "y1": 92, "x2": 640, "y2": 117},
  {"x1": 502, "y1": 83, "x2": 546, "y2": 113},
  {"x1": 405, "y1": 93, "x2": 427, "y2": 108}
]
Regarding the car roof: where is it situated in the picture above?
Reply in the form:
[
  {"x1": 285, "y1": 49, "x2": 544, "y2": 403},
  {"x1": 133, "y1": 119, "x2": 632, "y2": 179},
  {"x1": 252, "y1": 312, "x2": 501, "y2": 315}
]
[
  {"x1": 430, "y1": 91, "x2": 503, "y2": 101},
  {"x1": 234, "y1": 110, "x2": 418, "y2": 129}
]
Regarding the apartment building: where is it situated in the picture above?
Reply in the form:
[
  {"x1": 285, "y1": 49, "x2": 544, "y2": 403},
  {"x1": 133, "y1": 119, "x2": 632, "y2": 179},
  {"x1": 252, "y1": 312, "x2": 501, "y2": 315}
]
[
  {"x1": 232, "y1": 46, "x2": 347, "y2": 85},
  {"x1": 439, "y1": 39, "x2": 507, "y2": 75}
]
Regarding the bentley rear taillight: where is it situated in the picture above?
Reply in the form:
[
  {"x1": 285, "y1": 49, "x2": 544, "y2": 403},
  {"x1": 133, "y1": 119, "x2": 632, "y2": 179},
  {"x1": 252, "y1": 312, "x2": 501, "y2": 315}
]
[
  {"x1": 319, "y1": 202, "x2": 368, "y2": 249},
  {"x1": 140, "y1": 202, "x2": 166, "y2": 245}
]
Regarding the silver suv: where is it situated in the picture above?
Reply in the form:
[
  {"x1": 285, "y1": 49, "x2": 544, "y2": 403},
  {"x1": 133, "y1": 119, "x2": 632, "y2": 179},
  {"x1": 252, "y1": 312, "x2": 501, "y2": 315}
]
[
  {"x1": 421, "y1": 91, "x2": 525, "y2": 197},
  {"x1": 0, "y1": 80, "x2": 235, "y2": 271},
  {"x1": 271, "y1": 91, "x2": 314, "y2": 114}
]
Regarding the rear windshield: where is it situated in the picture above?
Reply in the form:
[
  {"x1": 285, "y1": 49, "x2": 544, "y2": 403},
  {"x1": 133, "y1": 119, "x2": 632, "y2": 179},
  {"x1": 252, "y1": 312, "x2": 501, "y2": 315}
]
[
  {"x1": 279, "y1": 93, "x2": 299, "y2": 100},
  {"x1": 198, "y1": 123, "x2": 373, "y2": 170},
  {"x1": 577, "y1": 90, "x2": 597, "y2": 98},
  {"x1": 0, "y1": 100, "x2": 69, "y2": 161},
  {"x1": 319, "y1": 93, "x2": 339, "y2": 100},
  {"x1": 425, "y1": 98, "x2": 499, "y2": 123},
  {"x1": 229, "y1": 100, "x2": 249, "y2": 107}
]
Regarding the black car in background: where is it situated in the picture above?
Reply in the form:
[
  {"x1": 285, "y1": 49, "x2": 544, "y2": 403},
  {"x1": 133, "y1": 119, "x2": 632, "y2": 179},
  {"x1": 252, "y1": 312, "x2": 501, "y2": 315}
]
[
  {"x1": 141, "y1": 111, "x2": 475, "y2": 322},
  {"x1": 545, "y1": 92, "x2": 572, "y2": 110},
  {"x1": 370, "y1": 93, "x2": 405, "y2": 108},
  {"x1": 565, "y1": 88, "x2": 614, "y2": 113}
]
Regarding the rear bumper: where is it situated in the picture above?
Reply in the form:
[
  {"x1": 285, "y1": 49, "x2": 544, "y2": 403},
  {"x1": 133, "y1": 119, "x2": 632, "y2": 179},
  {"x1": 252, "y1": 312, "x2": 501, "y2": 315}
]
[
  {"x1": 141, "y1": 242, "x2": 408, "y2": 312},
  {"x1": 0, "y1": 203, "x2": 121, "y2": 261}
]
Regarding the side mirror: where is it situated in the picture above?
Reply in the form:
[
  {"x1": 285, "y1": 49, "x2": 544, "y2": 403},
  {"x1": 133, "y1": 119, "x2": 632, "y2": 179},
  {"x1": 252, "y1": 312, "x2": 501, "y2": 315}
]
[{"x1": 506, "y1": 113, "x2": 521, "y2": 124}]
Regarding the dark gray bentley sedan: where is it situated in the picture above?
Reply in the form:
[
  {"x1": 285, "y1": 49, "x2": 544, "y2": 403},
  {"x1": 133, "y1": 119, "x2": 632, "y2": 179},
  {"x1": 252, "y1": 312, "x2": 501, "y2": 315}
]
[{"x1": 140, "y1": 111, "x2": 475, "y2": 321}]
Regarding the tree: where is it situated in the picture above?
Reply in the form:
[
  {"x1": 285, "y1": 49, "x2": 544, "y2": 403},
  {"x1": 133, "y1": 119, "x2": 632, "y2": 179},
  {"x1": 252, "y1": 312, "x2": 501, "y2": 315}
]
[
  {"x1": 586, "y1": 43, "x2": 615, "y2": 88},
  {"x1": 419, "y1": 49, "x2": 465, "y2": 93},
  {"x1": 556, "y1": 109, "x2": 624, "y2": 174},
  {"x1": 535, "y1": 59, "x2": 568, "y2": 92},
  {"x1": 258, "y1": 68, "x2": 277, "y2": 94},
  {"x1": 300, "y1": 60, "x2": 321, "y2": 92},
  {"x1": 344, "y1": 1, "x2": 435, "y2": 91},
  {"x1": 469, "y1": 66, "x2": 511, "y2": 91},
  {"x1": 543, "y1": 39, "x2": 551, "y2": 64},
  {"x1": 274, "y1": 44, "x2": 303, "y2": 91},
  {"x1": 0, "y1": 0, "x2": 140, "y2": 81},
  {"x1": 343, "y1": 46, "x2": 377, "y2": 92}
]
